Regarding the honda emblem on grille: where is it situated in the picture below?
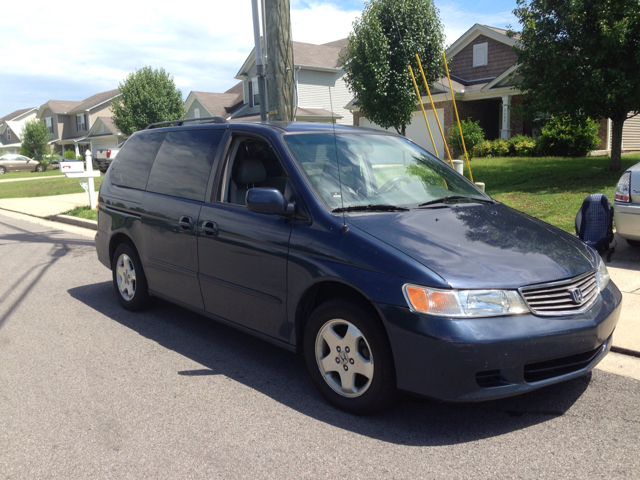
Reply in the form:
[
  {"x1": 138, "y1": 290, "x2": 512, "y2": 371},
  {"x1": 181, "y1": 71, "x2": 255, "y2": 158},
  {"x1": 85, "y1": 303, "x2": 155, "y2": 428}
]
[{"x1": 569, "y1": 288, "x2": 584, "y2": 304}]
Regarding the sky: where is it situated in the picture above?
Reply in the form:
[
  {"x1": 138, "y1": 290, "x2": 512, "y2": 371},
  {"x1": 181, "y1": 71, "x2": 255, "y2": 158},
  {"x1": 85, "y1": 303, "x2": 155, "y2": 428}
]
[{"x1": 0, "y1": 0, "x2": 517, "y2": 116}]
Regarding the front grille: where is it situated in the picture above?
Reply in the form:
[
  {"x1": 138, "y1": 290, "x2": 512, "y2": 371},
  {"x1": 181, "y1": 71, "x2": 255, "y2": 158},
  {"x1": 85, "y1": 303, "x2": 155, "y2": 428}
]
[
  {"x1": 524, "y1": 342, "x2": 606, "y2": 383},
  {"x1": 519, "y1": 270, "x2": 599, "y2": 316}
]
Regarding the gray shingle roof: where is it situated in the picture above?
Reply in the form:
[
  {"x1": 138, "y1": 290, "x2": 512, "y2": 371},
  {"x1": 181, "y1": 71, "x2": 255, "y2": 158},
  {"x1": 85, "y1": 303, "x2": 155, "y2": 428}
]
[
  {"x1": 45, "y1": 100, "x2": 82, "y2": 114},
  {"x1": 70, "y1": 89, "x2": 120, "y2": 113},
  {"x1": 192, "y1": 91, "x2": 244, "y2": 117},
  {"x1": 292, "y1": 38, "x2": 347, "y2": 68},
  {"x1": 0, "y1": 108, "x2": 35, "y2": 123}
]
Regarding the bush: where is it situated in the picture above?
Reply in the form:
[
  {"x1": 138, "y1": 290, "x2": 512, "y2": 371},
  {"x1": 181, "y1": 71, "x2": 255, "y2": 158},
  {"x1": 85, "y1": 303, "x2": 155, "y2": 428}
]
[
  {"x1": 63, "y1": 150, "x2": 83, "y2": 160},
  {"x1": 472, "y1": 140, "x2": 493, "y2": 158},
  {"x1": 491, "y1": 139, "x2": 509, "y2": 157},
  {"x1": 536, "y1": 116, "x2": 600, "y2": 157},
  {"x1": 508, "y1": 135, "x2": 537, "y2": 157},
  {"x1": 448, "y1": 118, "x2": 485, "y2": 159}
]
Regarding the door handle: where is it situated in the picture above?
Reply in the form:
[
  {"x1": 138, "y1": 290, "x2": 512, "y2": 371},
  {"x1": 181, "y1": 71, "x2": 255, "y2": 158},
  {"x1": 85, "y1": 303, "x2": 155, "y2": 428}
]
[
  {"x1": 178, "y1": 216, "x2": 194, "y2": 230},
  {"x1": 201, "y1": 220, "x2": 219, "y2": 237}
]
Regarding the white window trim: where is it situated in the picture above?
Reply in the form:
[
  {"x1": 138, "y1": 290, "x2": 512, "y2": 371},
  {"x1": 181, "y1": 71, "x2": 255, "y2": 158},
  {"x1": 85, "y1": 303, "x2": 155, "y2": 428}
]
[
  {"x1": 45, "y1": 117, "x2": 53, "y2": 134},
  {"x1": 473, "y1": 42, "x2": 488, "y2": 67},
  {"x1": 194, "y1": 107, "x2": 200, "y2": 119},
  {"x1": 6, "y1": 128, "x2": 10, "y2": 141},
  {"x1": 250, "y1": 77, "x2": 260, "y2": 107},
  {"x1": 76, "y1": 113, "x2": 86, "y2": 132}
]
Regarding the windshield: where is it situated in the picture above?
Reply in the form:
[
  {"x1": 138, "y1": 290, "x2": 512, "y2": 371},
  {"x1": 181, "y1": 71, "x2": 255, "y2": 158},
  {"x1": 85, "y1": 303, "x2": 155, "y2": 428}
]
[{"x1": 283, "y1": 132, "x2": 486, "y2": 211}]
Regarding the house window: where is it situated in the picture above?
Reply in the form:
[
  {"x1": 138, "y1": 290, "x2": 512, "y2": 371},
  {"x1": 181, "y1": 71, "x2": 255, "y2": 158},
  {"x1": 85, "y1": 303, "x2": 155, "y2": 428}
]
[
  {"x1": 100, "y1": 124, "x2": 105, "y2": 133},
  {"x1": 76, "y1": 114, "x2": 86, "y2": 132},
  {"x1": 6, "y1": 128, "x2": 10, "y2": 141},
  {"x1": 45, "y1": 117, "x2": 53, "y2": 134},
  {"x1": 194, "y1": 108, "x2": 200, "y2": 118},
  {"x1": 473, "y1": 42, "x2": 488, "y2": 67},
  {"x1": 250, "y1": 77, "x2": 260, "y2": 107}
]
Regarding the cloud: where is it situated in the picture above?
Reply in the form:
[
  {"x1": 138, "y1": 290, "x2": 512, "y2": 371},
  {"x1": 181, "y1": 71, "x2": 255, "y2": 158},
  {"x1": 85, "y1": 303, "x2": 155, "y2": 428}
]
[{"x1": 1, "y1": 0, "x2": 516, "y2": 115}]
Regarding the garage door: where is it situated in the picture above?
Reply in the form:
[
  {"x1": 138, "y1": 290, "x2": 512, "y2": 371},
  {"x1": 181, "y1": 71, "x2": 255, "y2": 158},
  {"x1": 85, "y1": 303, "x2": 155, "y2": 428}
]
[{"x1": 359, "y1": 109, "x2": 446, "y2": 160}]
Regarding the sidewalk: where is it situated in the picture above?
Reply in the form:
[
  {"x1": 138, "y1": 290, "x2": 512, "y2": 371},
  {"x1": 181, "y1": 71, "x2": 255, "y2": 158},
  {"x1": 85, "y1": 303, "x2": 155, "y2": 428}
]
[{"x1": 0, "y1": 193, "x2": 638, "y2": 358}]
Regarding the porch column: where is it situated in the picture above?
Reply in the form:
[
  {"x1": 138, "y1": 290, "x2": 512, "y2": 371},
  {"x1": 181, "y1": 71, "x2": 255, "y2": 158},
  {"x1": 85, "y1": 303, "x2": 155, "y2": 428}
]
[
  {"x1": 75, "y1": 143, "x2": 80, "y2": 156},
  {"x1": 500, "y1": 94, "x2": 511, "y2": 139}
]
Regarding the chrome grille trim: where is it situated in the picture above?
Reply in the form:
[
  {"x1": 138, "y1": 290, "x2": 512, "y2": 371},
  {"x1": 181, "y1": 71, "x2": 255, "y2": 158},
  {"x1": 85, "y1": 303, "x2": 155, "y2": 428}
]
[{"x1": 519, "y1": 270, "x2": 599, "y2": 316}]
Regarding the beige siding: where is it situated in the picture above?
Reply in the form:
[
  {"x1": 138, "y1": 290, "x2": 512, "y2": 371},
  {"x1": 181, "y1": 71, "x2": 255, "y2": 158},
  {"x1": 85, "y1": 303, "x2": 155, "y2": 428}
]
[
  {"x1": 622, "y1": 115, "x2": 640, "y2": 151},
  {"x1": 186, "y1": 98, "x2": 209, "y2": 119},
  {"x1": 89, "y1": 104, "x2": 113, "y2": 128},
  {"x1": 39, "y1": 107, "x2": 58, "y2": 140},
  {"x1": 296, "y1": 69, "x2": 353, "y2": 125}
]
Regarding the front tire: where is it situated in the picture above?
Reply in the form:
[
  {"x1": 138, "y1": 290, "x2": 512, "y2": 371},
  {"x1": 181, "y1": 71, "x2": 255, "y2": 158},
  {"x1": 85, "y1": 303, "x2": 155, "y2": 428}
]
[
  {"x1": 35, "y1": 164, "x2": 44, "y2": 172},
  {"x1": 111, "y1": 243, "x2": 151, "y2": 311},
  {"x1": 0, "y1": 166, "x2": 6, "y2": 174},
  {"x1": 303, "y1": 299, "x2": 397, "y2": 414}
]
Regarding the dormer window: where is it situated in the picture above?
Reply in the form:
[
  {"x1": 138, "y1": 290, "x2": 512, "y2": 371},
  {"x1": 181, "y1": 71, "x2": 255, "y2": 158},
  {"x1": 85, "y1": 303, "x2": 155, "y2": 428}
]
[
  {"x1": 45, "y1": 117, "x2": 53, "y2": 134},
  {"x1": 76, "y1": 114, "x2": 86, "y2": 132},
  {"x1": 473, "y1": 42, "x2": 488, "y2": 67}
]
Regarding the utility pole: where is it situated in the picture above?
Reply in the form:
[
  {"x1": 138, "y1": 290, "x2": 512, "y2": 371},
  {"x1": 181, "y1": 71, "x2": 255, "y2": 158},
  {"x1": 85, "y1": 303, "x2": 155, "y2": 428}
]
[
  {"x1": 265, "y1": 0, "x2": 295, "y2": 121},
  {"x1": 251, "y1": 0, "x2": 267, "y2": 121}
]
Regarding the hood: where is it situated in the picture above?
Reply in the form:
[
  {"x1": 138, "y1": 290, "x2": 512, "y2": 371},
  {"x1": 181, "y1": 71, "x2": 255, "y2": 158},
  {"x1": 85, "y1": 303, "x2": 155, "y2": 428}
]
[{"x1": 346, "y1": 203, "x2": 598, "y2": 289}]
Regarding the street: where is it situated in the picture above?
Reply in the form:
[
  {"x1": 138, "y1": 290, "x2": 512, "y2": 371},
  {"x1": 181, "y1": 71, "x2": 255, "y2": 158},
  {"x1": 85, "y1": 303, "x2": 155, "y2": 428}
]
[{"x1": 0, "y1": 213, "x2": 639, "y2": 479}]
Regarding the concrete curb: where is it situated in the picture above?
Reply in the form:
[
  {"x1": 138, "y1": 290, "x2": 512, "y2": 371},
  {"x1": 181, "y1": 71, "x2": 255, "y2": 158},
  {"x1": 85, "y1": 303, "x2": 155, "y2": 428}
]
[{"x1": 48, "y1": 214, "x2": 97, "y2": 231}]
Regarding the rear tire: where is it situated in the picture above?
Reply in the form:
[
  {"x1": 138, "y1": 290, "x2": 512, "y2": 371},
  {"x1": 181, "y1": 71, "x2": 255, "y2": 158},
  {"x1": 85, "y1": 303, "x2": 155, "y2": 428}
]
[
  {"x1": 303, "y1": 299, "x2": 397, "y2": 414},
  {"x1": 0, "y1": 166, "x2": 6, "y2": 174},
  {"x1": 35, "y1": 164, "x2": 44, "y2": 172},
  {"x1": 111, "y1": 243, "x2": 151, "y2": 311},
  {"x1": 626, "y1": 239, "x2": 640, "y2": 247}
]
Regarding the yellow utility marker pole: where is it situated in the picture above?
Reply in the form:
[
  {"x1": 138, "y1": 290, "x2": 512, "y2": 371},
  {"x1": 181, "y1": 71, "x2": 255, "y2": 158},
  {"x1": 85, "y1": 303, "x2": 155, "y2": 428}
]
[
  {"x1": 442, "y1": 51, "x2": 473, "y2": 182},
  {"x1": 408, "y1": 65, "x2": 438, "y2": 158},
  {"x1": 415, "y1": 54, "x2": 454, "y2": 168}
]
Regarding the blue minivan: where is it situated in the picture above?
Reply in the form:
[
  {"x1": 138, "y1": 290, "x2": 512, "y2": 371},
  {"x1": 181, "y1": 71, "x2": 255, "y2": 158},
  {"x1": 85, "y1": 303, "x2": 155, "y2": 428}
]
[{"x1": 95, "y1": 119, "x2": 621, "y2": 414}]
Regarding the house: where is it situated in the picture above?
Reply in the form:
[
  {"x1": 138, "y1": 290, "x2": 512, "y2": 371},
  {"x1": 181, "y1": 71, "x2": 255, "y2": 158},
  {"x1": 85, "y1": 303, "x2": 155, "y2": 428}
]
[
  {"x1": 37, "y1": 89, "x2": 120, "y2": 156},
  {"x1": 184, "y1": 39, "x2": 350, "y2": 124},
  {"x1": 0, "y1": 108, "x2": 38, "y2": 156},
  {"x1": 350, "y1": 24, "x2": 640, "y2": 156}
]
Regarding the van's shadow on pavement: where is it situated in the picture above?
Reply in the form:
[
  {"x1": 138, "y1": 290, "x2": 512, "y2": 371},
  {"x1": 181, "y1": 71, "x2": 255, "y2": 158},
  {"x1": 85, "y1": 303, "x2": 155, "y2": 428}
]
[{"x1": 69, "y1": 281, "x2": 592, "y2": 447}]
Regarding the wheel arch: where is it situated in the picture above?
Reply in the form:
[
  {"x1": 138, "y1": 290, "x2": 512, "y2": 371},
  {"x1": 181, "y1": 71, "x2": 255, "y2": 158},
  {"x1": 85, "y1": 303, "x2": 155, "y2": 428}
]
[
  {"x1": 293, "y1": 279, "x2": 388, "y2": 353},
  {"x1": 109, "y1": 232, "x2": 137, "y2": 265}
]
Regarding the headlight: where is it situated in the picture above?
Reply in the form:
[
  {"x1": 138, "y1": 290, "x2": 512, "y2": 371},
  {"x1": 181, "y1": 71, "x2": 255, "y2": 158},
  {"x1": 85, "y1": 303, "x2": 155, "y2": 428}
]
[
  {"x1": 403, "y1": 284, "x2": 530, "y2": 317},
  {"x1": 596, "y1": 255, "x2": 610, "y2": 291}
]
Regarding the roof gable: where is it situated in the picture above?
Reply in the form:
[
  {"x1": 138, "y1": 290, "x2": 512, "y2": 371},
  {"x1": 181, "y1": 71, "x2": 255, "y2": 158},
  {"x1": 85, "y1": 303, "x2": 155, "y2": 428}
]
[
  {"x1": 447, "y1": 24, "x2": 517, "y2": 58},
  {"x1": 87, "y1": 116, "x2": 122, "y2": 137},
  {"x1": 70, "y1": 89, "x2": 120, "y2": 113},
  {"x1": 0, "y1": 107, "x2": 37, "y2": 123}
]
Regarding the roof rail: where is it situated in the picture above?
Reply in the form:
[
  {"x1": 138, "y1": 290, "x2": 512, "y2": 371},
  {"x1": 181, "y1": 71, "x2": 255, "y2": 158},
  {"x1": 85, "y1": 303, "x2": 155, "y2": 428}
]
[{"x1": 145, "y1": 116, "x2": 228, "y2": 129}]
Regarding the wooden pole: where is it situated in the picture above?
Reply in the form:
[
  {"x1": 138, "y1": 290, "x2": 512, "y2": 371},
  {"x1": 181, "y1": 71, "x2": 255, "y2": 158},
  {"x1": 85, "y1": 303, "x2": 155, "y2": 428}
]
[{"x1": 265, "y1": 0, "x2": 295, "y2": 121}]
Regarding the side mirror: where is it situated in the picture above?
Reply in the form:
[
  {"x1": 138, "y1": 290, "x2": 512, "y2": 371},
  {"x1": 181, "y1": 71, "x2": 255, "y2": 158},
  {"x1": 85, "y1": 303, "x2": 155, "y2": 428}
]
[{"x1": 246, "y1": 188, "x2": 294, "y2": 215}]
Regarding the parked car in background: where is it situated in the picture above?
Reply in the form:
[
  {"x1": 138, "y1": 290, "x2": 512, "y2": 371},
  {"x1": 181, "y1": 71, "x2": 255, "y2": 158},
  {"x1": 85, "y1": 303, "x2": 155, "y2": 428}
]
[
  {"x1": 94, "y1": 141, "x2": 125, "y2": 173},
  {"x1": 614, "y1": 162, "x2": 640, "y2": 246},
  {"x1": 44, "y1": 154, "x2": 65, "y2": 170},
  {"x1": 0, "y1": 154, "x2": 44, "y2": 174},
  {"x1": 95, "y1": 120, "x2": 621, "y2": 414}
]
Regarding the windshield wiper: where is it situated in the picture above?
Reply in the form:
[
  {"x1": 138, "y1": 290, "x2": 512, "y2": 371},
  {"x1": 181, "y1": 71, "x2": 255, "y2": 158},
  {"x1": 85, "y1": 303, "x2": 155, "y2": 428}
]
[
  {"x1": 332, "y1": 204, "x2": 410, "y2": 213},
  {"x1": 418, "y1": 195, "x2": 495, "y2": 207}
]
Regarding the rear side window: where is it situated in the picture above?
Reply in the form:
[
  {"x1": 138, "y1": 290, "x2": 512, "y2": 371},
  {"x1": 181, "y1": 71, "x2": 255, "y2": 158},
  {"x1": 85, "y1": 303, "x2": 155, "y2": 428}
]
[
  {"x1": 145, "y1": 129, "x2": 225, "y2": 202},
  {"x1": 110, "y1": 131, "x2": 166, "y2": 190}
]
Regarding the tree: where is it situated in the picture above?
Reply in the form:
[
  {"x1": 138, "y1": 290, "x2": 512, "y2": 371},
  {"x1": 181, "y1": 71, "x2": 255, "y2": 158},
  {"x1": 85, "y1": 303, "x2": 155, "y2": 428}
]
[
  {"x1": 20, "y1": 119, "x2": 50, "y2": 159},
  {"x1": 448, "y1": 118, "x2": 484, "y2": 159},
  {"x1": 112, "y1": 66, "x2": 185, "y2": 135},
  {"x1": 341, "y1": 0, "x2": 445, "y2": 136},
  {"x1": 511, "y1": 0, "x2": 640, "y2": 171}
]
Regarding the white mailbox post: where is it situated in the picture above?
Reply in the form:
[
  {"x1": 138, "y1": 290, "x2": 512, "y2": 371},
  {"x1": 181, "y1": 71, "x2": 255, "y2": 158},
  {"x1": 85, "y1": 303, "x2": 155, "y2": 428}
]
[{"x1": 61, "y1": 150, "x2": 100, "y2": 209}]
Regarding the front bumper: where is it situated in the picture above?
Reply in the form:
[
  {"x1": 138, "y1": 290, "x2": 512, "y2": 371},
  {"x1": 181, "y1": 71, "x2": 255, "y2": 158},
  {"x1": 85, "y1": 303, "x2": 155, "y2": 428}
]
[{"x1": 378, "y1": 281, "x2": 622, "y2": 402}]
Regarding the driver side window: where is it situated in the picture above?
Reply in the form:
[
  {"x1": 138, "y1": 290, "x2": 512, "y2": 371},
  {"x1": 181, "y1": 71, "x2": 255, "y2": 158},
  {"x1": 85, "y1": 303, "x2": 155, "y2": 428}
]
[{"x1": 220, "y1": 137, "x2": 288, "y2": 206}]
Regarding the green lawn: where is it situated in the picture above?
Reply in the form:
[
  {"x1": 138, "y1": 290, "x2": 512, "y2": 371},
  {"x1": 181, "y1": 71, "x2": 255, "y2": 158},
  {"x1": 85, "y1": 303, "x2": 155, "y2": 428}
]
[
  {"x1": 470, "y1": 153, "x2": 640, "y2": 232},
  {"x1": 0, "y1": 176, "x2": 103, "y2": 199},
  {"x1": 61, "y1": 206, "x2": 98, "y2": 221},
  {"x1": 0, "y1": 169, "x2": 65, "y2": 179}
]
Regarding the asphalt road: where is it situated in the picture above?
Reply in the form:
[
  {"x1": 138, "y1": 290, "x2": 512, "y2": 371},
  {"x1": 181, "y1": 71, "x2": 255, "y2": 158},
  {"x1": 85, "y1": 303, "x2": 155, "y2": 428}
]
[{"x1": 0, "y1": 213, "x2": 639, "y2": 479}]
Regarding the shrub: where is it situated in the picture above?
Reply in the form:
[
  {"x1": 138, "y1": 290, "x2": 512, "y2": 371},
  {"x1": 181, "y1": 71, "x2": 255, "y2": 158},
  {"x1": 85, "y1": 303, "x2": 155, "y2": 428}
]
[
  {"x1": 472, "y1": 140, "x2": 493, "y2": 158},
  {"x1": 448, "y1": 118, "x2": 485, "y2": 159},
  {"x1": 535, "y1": 116, "x2": 600, "y2": 157},
  {"x1": 491, "y1": 139, "x2": 509, "y2": 157},
  {"x1": 63, "y1": 150, "x2": 78, "y2": 160},
  {"x1": 508, "y1": 135, "x2": 537, "y2": 157}
]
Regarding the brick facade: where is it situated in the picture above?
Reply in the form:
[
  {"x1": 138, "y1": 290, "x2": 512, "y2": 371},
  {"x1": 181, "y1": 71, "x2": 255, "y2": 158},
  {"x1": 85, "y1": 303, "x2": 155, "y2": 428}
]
[{"x1": 449, "y1": 35, "x2": 518, "y2": 81}]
